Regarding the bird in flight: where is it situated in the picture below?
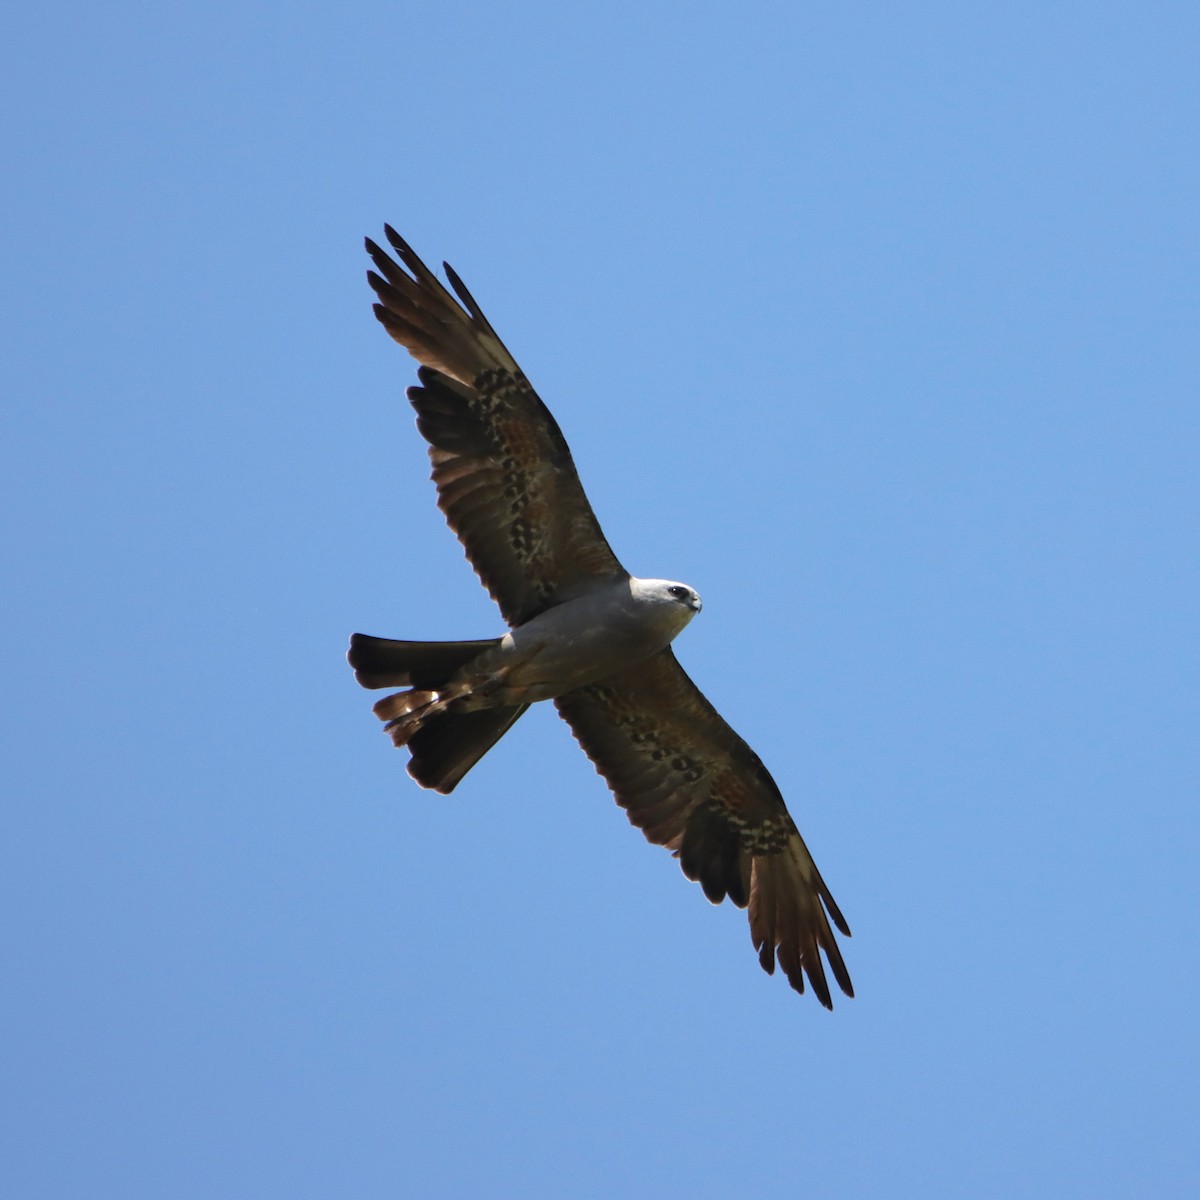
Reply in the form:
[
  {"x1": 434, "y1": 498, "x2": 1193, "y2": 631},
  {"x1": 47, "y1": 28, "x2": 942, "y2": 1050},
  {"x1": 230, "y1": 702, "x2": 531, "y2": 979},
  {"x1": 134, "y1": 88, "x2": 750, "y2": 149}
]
[{"x1": 348, "y1": 227, "x2": 853, "y2": 1007}]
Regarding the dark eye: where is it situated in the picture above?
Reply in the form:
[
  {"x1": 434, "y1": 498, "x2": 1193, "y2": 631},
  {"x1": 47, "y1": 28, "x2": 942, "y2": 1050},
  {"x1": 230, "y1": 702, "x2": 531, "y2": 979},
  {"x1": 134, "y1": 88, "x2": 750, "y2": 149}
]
[{"x1": 668, "y1": 586, "x2": 689, "y2": 600}]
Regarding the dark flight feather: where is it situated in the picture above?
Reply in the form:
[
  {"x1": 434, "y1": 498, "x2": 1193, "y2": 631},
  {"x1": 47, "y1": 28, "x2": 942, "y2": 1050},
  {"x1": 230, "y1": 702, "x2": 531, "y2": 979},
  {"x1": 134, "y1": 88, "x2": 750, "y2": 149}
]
[
  {"x1": 366, "y1": 236, "x2": 627, "y2": 626},
  {"x1": 557, "y1": 649, "x2": 852, "y2": 1007}
]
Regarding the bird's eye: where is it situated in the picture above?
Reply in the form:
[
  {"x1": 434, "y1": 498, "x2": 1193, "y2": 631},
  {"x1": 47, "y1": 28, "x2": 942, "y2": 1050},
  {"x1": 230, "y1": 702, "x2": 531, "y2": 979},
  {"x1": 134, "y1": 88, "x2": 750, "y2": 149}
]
[{"x1": 668, "y1": 586, "x2": 689, "y2": 600}]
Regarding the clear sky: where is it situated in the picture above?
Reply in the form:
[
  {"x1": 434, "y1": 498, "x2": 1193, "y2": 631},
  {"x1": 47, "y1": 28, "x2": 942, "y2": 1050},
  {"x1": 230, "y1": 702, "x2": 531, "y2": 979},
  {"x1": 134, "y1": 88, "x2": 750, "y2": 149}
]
[{"x1": 4, "y1": 2, "x2": 1198, "y2": 1196}]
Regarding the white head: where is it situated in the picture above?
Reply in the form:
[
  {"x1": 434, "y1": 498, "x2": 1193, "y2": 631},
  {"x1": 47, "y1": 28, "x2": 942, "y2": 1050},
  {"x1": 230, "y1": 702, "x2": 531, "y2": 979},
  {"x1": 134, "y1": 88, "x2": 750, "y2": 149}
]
[{"x1": 629, "y1": 577, "x2": 703, "y2": 634}]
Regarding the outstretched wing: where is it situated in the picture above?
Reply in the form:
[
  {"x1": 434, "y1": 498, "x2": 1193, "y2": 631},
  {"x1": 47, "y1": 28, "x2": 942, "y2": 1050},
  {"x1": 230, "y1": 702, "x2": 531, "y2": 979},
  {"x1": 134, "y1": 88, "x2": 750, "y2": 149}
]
[
  {"x1": 366, "y1": 227, "x2": 627, "y2": 626},
  {"x1": 555, "y1": 649, "x2": 853, "y2": 1008}
]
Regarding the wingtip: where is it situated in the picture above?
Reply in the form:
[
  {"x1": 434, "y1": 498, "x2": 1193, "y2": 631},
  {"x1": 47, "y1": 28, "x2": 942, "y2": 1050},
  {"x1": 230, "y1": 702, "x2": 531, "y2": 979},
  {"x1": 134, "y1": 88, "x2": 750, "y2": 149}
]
[
  {"x1": 789, "y1": 961, "x2": 834, "y2": 1009},
  {"x1": 365, "y1": 237, "x2": 399, "y2": 277},
  {"x1": 442, "y1": 259, "x2": 492, "y2": 329},
  {"x1": 383, "y1": 224, "x2": 411, "y2": 255}
]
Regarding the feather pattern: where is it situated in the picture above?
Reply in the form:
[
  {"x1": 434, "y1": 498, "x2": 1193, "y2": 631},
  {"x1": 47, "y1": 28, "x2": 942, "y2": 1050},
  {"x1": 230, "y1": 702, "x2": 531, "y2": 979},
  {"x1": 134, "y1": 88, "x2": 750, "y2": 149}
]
[
  {"x1": 366, "y1": 228, "x2": 627, "y2": 626},
  {"x1": 556, "y1": 649, "x2": 853, "y2": 1007}
]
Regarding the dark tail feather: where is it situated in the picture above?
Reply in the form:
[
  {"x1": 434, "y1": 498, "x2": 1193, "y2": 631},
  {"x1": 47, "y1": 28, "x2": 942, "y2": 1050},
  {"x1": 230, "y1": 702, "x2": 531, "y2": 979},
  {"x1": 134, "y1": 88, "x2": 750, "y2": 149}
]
[
  {"x1": 347, "y1": 633, "x2": 501, "y2": 689},
  {"x1": 406, "y1": 704, "x2": 530, "y2": 794},
  {"x1": 348, "y1": 632, "x2": 525, "y2": 792}
]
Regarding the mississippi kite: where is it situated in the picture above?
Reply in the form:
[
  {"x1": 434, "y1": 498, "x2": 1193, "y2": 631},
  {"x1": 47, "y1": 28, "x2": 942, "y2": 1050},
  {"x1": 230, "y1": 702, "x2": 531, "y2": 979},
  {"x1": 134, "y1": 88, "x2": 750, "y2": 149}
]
[{"x1": 348, "y1": 227, "x2": 853, "y2": 1007}]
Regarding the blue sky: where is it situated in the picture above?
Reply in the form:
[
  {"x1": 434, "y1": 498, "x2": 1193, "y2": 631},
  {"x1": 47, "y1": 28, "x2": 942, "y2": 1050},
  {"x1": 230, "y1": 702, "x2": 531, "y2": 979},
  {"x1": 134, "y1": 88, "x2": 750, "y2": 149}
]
[{"x1": 4, "y1": 2, "x2": 1198, "y2": 1196}]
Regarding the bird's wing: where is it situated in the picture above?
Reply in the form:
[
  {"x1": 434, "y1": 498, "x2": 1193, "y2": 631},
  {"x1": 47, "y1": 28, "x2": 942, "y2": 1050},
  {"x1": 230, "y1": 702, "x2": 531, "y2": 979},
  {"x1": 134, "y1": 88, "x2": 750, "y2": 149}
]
[
  {"x1": 366, "y1": 227, "x2": 627, "y2": 626},
  {"x1": 555, "y1": 648, "x2": 853, "y2": 1007}
]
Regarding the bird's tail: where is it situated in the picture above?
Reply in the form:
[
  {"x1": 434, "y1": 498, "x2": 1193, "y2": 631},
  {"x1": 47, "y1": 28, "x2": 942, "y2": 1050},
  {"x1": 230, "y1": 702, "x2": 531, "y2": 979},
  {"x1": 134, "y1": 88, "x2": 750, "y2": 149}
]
[{"x1": 347, "y1": 633, "x2": 529, "y2": 793}]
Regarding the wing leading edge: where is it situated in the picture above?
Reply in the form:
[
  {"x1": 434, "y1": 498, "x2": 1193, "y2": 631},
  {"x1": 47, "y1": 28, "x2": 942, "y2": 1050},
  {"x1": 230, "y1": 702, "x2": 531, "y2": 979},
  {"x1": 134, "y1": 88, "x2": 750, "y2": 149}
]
[
  {"x1": 366, "y1": 227, "x2": 626, "y2": 626},
  {"x1": 556, "y1": 649, "x2": 853, "y2": 1007}
]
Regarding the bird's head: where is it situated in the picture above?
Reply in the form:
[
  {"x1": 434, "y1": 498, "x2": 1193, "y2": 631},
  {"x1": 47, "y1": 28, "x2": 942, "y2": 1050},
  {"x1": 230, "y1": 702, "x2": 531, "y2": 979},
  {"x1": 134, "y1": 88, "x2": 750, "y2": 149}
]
[{"x1": 630, "y1": 578, "x2": 703, "y2": 632}]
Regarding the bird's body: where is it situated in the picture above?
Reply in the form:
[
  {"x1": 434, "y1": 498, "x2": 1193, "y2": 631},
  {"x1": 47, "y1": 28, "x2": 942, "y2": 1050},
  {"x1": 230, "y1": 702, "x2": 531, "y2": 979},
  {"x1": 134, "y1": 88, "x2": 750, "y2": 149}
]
[
  {"x1": 450, "y1": 576, "x2": 702, "y2": 704},
  {"x1": 349, "y1": 577, "x2": 700, "y2": 790},
  {"x1": 349, "y1": 227, "x2": 854, "y2": 1007}
]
